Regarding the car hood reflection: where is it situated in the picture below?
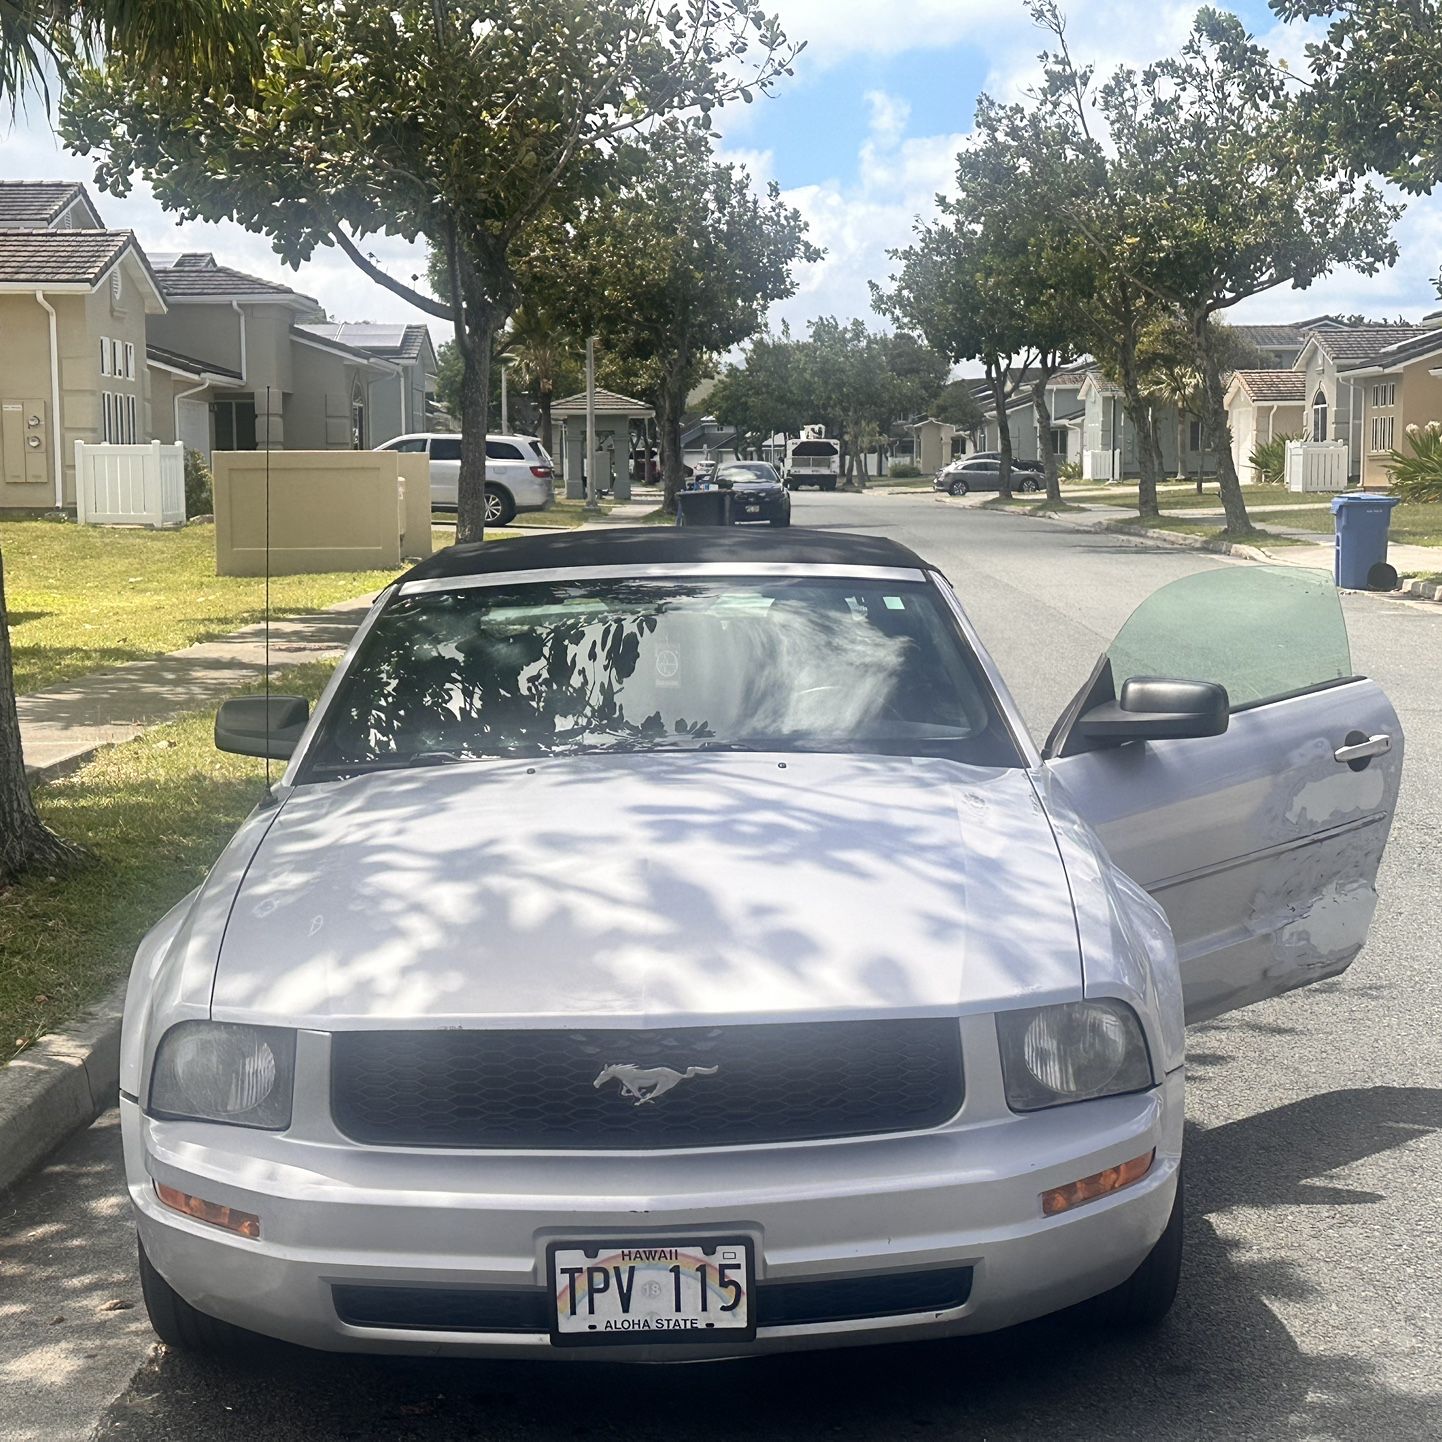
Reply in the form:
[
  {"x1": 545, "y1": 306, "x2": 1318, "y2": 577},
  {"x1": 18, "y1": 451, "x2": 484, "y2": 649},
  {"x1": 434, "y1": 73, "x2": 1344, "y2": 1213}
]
[{"x1": 209, "y1": 753, "x2": 1082, "y2": 1029}]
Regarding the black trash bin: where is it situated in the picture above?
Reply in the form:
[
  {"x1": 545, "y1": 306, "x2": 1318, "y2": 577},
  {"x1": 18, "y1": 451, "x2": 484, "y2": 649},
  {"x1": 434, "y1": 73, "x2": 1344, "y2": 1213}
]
[{"x1": 675, "y1": 488, "x2": 734, "y2": 526}]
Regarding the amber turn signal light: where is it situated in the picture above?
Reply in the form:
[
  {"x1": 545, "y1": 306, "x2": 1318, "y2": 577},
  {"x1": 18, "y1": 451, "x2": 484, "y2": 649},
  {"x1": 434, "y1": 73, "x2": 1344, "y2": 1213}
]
[
  {"x1": 155, "y1": 1182, "x2": 261, "y2": 1239},
  {"x1": 1041, "y1": 1150, "x2": 1155, "y2": 1217}
]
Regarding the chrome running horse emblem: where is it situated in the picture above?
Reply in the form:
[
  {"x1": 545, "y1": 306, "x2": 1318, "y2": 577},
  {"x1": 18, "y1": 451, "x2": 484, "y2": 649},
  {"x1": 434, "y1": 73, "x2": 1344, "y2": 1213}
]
[{"x1": 593, "y1": 1062, "x2": 719, "y2": 1105}]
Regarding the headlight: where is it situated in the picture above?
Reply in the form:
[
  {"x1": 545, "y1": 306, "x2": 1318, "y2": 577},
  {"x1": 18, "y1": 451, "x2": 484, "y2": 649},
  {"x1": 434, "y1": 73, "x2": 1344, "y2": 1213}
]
[
  {"x1": 996, "y1": 1001, "x2": 1153, "y2": 1112},
  {"x1": 148, "y1": 1021, "x2": 296, "y2": 1130}
]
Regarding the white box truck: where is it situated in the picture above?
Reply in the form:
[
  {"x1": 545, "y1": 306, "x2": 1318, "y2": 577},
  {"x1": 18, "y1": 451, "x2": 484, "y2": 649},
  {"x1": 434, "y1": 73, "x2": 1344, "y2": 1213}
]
[{"x1": 785, "y1": 426, "x2": 840, "y2": 491}]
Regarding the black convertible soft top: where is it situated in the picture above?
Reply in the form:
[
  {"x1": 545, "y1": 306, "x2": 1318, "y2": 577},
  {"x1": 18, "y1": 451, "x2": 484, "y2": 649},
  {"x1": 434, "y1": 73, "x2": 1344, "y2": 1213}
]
[{"x1": 398, "y1": 526, "x2": 937, "y2": 584}]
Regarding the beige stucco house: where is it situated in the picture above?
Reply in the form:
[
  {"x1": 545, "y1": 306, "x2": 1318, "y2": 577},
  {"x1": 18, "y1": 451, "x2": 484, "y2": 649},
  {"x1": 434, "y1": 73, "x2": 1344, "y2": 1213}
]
[
  {"x1": 1223, "y1": 370, "x2": 1307, "y2": 483},
  {"x1": 1224, "y1": 319, "x2": 1440, "y2": 485},
  {"x1": 0, "y1": 188, "x2": 167, "y2": 509},
  {"x1": 1340, "y1": 326, "x2": 1442, "y2": 488},
  {"x1": 0, "y1": 181, "x2": 439, "y2": 513}
]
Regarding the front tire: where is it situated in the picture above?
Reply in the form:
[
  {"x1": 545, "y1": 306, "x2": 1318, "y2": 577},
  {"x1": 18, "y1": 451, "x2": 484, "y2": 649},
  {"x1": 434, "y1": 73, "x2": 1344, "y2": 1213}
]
[
  {"x1": 484, "y1": 485, "x2": 517, "y2": 527},
  {"x1": 948, "y1": 479, "x2": 968, "y2": 496},
  {"x1": 1090, "y1": 1167, "x2": 1183, "y2": 1329},
  {"x1": 139, "y1": 1238, "x2": 266, "y2": 1355},
  {"x1": 1019, "y1": 476, "x2": 1041, "y2": 493},
  {"x1": 770, "y1": 510, "x2": 791, "y2": 527},
  {"x1": 821, "y1": 479, "x2": 837, "y2": 493}
]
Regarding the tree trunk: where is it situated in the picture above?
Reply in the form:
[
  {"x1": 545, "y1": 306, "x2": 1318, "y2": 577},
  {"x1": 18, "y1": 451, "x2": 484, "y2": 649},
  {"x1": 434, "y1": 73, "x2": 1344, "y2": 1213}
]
[
  {"x1": 657, "y1": 381, "x2": 686, "y2": 515},
  {"x1": 1116, "y1": 378, "x2": 1163, "y2": 519},
  {"x1": 1032, "y1": 368, "x2": 1060, "y2": 505},
  {"x1": 988, "y1": 366, "x2": 1014, "y2": 501},
  {"x1": 0, "y1": 549, "x2": 87, "y2": 884},
  {"x1": 454, "y1": 318, "x2": 495, "y2": 544},
  {"x1": 1193, "y1": 314, "x2": 1252, "y2": 535}
]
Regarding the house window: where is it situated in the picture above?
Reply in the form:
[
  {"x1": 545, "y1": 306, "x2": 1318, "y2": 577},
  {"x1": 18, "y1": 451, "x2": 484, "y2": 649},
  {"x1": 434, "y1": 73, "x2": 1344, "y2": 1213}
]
[
  {"x1": 1370, "y1": 414, "x2": 1396, "y2": 454},
  {"x1": 351, "y1": 401, "x2": 366, "y2": 450},
  {"x1": 1312, "y1": 390, "x2": 1328, "y2": 442},
  {"x1": 124, "y1": 342, "x2": 136, "y2": 380},
  {"x1": 100, "y1": 337, "x2": 111, "y2": 376},
  {"x1": 1049, "y1": 428, "x2": 1068, "y2": 458},
  {"x1": 1188, "y1": 419, "x2": 1205, "y2": 452},
  {"x1": 1371, "y1": 382, "x2": 1396, "y2": 409},
  {"x1": 126, "y1": 394, "x2": 138, "y2": 443},
  {"x1": 212, "y1": 398, "x2": 258, "y2": 451},
  {"x1": 111, "y1": 339, "x2": 122, "y2": 376}
]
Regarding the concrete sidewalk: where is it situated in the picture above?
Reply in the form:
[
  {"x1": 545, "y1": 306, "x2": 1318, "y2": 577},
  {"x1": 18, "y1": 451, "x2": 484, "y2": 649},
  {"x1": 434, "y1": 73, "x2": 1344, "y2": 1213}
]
[{"x1": 19, "y1": 595, "x2": 376, "y2": 781}]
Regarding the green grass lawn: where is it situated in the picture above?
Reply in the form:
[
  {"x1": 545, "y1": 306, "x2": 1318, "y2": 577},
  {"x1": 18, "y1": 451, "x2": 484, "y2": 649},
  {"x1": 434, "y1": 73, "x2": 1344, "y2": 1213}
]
[
  {"x1": 1, "y1": 521, "x2": 401, "y2": 695},
  {"x1": 1107, "y1": 516, "x2": 1311, "y2": 547},
  {"x1": 1, "y1": 662, "x2": 334, "y2": 1060},
  {"x1": 1243, "y1": 499, "x2": 1442, "y2": 547}
]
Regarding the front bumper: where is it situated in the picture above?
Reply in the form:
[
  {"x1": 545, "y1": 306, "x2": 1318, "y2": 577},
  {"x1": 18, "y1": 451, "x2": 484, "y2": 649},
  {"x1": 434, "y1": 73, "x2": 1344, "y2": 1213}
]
[
  {"x1": 126, "y1": 1035, "x2": 1183, "y2": 1361},
  {"x1": 729, "y1": 489, "x2": 788, "y2": 523}
]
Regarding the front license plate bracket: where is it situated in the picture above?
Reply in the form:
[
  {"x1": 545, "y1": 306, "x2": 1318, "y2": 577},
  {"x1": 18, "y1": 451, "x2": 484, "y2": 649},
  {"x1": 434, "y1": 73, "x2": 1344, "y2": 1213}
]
[{"x1": 547, "y1": 1237, "x2": 756, "y2": 1347}]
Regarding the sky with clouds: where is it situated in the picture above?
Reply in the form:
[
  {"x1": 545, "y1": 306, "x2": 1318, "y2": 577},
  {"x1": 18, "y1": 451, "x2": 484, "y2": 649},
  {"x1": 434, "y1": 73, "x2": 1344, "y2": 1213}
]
[{"x1": 4, "y1": 0, "x2": 1440, "y2": 351}]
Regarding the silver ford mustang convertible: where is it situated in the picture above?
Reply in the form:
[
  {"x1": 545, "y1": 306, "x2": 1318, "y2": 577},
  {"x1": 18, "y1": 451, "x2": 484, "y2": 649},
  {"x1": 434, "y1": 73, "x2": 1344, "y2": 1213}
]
[{"x1": 122, "y1": 528, "x2": 1402, "y2": 1360}]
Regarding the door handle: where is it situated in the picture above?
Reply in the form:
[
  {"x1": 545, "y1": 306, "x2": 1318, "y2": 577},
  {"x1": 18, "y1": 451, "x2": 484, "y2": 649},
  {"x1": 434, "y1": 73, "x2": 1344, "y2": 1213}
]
[{"x1": 1334, "y1": 733, "x2": 1391, "y2": 764}]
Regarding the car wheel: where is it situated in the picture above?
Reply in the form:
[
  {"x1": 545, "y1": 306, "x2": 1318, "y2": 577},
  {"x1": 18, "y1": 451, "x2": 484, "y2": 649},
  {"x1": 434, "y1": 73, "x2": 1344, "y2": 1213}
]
[
  {"x1": 822, "y1": 479, "x2": 837, "y2": 492},
  {"x1": 948, "y1": 479, "x2": 968, "y2": 496},
  {"x1": 1020, "y1": 476, "x2": 1041, "y2": 493},
  {"x1": 484, "y1": 486, "x2": 517, "y2": 527},
  {"x1": 1089, "y1": 1166, "x2": 1184, "y2": 1329},
  {"x1": 770, "y1": 511, "x2": 791, "y2": 527},
  {"x1": 138, "y1": 1238, "x2": 267, "y2": 1355}
]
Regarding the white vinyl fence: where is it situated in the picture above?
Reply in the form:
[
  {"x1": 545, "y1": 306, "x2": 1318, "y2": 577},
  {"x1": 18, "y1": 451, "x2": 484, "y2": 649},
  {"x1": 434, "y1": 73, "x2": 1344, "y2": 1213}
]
[
  {"x1": 75, "y1": 440, "x2": 186, "y2": 526},
  {"x1": 1284, "y1": 439, "x2": 1349, "y2": 493}
]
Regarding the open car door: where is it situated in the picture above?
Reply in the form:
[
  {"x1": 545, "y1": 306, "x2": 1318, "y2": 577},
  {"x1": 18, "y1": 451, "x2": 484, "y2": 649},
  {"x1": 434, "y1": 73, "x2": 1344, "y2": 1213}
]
[{"x1": 1043, "y1": 567, "x2": 1402, "y2": 1025}]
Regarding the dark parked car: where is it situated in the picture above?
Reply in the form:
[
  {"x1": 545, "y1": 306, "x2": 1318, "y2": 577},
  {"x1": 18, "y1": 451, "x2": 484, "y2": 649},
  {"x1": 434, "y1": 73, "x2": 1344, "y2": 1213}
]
[
  {"x1": 716, "y1": 462, "x2": 792, "y2": 526},
  {"x1": 935, "y1": 457, "x2": 1044, "y2": 496}
]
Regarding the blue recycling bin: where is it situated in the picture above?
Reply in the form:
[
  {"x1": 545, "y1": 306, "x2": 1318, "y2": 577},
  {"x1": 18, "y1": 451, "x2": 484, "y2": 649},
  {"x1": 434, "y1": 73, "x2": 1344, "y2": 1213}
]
[{"x1": 1331, "y1": 493, "x2": 1401, "y2": 590}]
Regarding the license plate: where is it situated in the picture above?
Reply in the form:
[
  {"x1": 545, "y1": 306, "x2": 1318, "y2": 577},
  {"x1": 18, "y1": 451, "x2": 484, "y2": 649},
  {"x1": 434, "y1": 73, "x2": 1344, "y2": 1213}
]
[
  {"x1": 548, "y1": 1238, "x2": 754, "y2": 1346},
  {"x1": 744, "y1": 505, "x2": 760, "y2": 514}
]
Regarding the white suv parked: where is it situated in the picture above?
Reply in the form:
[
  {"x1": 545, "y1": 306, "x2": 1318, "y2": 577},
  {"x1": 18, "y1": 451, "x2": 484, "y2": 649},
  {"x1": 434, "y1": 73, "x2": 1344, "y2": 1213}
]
[{"x1": 376, "y1": 432, "x2": 555, "y2": 526}]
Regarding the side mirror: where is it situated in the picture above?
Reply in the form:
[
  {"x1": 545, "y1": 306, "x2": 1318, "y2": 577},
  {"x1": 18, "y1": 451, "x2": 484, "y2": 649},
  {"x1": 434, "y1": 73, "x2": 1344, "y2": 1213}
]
[
  {"x1": 1076, "y1": 677, "x2": 1229, "y2": 745},
  {"x1": 215, "y1": 695, "x2": 310, "y2": 759}
]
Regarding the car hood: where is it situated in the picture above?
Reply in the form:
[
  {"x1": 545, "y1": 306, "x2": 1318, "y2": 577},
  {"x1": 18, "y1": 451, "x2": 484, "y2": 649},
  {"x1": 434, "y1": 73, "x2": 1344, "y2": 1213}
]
[{"x1": 210, "y1": 753, "x2": 1081, "y2": 1030}]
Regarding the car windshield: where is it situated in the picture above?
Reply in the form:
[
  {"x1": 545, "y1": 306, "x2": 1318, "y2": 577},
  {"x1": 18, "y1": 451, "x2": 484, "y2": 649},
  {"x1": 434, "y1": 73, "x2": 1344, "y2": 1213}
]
[
  {"x1": 303, "y1": 577, "x2": 1022, "y2": 776},
  {"x1": 721, "y1": 464, "x2": 777, "y2": 482}
]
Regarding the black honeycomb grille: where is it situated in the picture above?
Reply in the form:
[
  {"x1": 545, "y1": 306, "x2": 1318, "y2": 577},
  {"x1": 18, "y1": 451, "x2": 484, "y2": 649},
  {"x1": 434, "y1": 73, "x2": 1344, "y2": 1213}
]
[{"x1": 330, "y1": 1020, "x2": 963, "y2": 1149}]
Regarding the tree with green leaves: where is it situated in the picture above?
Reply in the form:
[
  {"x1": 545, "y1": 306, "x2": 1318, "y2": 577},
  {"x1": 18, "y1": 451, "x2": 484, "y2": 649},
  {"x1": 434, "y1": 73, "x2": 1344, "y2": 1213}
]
[
  {"x1": 931, "y1": 379, "x2": 986, "y2": 438},
  {"x1": 1, "y1": 0, "x2": 257, "y2": 105},
  {"x1": 1033, "y1": 2, "x2": 1398, "y2": 534},
  {"x1": 2, "y1": 0, "x2": 254, "y2": 883},
  {"x1": 64, "y1": 1, "x2": 800, "y2": 541},
  {"x1": 709, "y1": 329, "x2": 811, "y2": 456},
  {"x1": 875, "y1": 215, "x2": 1035, "y2": 501},
  {"x1": 1271, "y1": 1, "x2": 1442, "y2": 196},
  {"x1": 554, "y1": 124, "x2": 818, "y2": 513}
]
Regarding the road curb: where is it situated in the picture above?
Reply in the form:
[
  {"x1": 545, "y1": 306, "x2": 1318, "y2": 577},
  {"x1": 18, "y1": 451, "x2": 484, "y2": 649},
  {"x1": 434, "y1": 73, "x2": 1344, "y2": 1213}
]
[{"x1": 0, "y1": 980, "x2": 126, "y2": 1197}]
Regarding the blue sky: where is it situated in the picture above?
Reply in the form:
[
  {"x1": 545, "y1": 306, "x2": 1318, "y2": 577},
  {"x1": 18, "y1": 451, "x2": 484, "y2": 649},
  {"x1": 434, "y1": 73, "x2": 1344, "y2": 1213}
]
[{"x1": 4, "y1": 0, "x2": 1440, "y2": 345}]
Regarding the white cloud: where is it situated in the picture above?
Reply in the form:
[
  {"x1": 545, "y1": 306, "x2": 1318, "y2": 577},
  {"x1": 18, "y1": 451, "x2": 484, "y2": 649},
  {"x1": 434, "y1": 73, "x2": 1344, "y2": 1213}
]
[
  {"x1": 2, "y1": 120, "x2": 440, "y2": 333},
  {"x1": 768, "y1": 97, "x2": 969, "y2": 332}
]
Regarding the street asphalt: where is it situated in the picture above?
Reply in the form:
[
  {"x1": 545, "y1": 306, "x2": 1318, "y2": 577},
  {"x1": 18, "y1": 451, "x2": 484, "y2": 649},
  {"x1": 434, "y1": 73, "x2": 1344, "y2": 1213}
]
[{"x1": 2, "y1": 492, "x2": 1438, "y2": 1441}]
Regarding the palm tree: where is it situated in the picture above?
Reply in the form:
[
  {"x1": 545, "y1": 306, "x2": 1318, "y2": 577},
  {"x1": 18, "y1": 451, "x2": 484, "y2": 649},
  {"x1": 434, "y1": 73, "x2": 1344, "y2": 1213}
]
[
  {"x1": 500, "y1": 303, "x2": 578, "y2": 460},
  {"x1": 0, "y1": 0, "x2": 254, "y2": 882}
]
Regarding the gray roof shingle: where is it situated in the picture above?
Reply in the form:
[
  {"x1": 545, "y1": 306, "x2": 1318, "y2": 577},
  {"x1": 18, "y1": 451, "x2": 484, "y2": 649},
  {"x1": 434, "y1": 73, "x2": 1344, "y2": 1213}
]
[
  {"x1": 1309, "y1": 325, "x2": 1434, "y2": 365},
  {"x1": 144, "y1": 343, "x2": 243, "y2": 380},
  {"x1": 0, "y1": 229, "x2": 136, "y2": 286},
  {"x1": 0, "y1": 181, "x2": 97, "y2": 228},
  {"x1": 153, "y1": 252, "x2": 316, "y2": 304},
  {"x1": 1231, "y1": 370, "x2": 1308, "y2": 402},
  {"x1": 1337, "y1": 325, "x2": 1442, "y2": 372}
]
